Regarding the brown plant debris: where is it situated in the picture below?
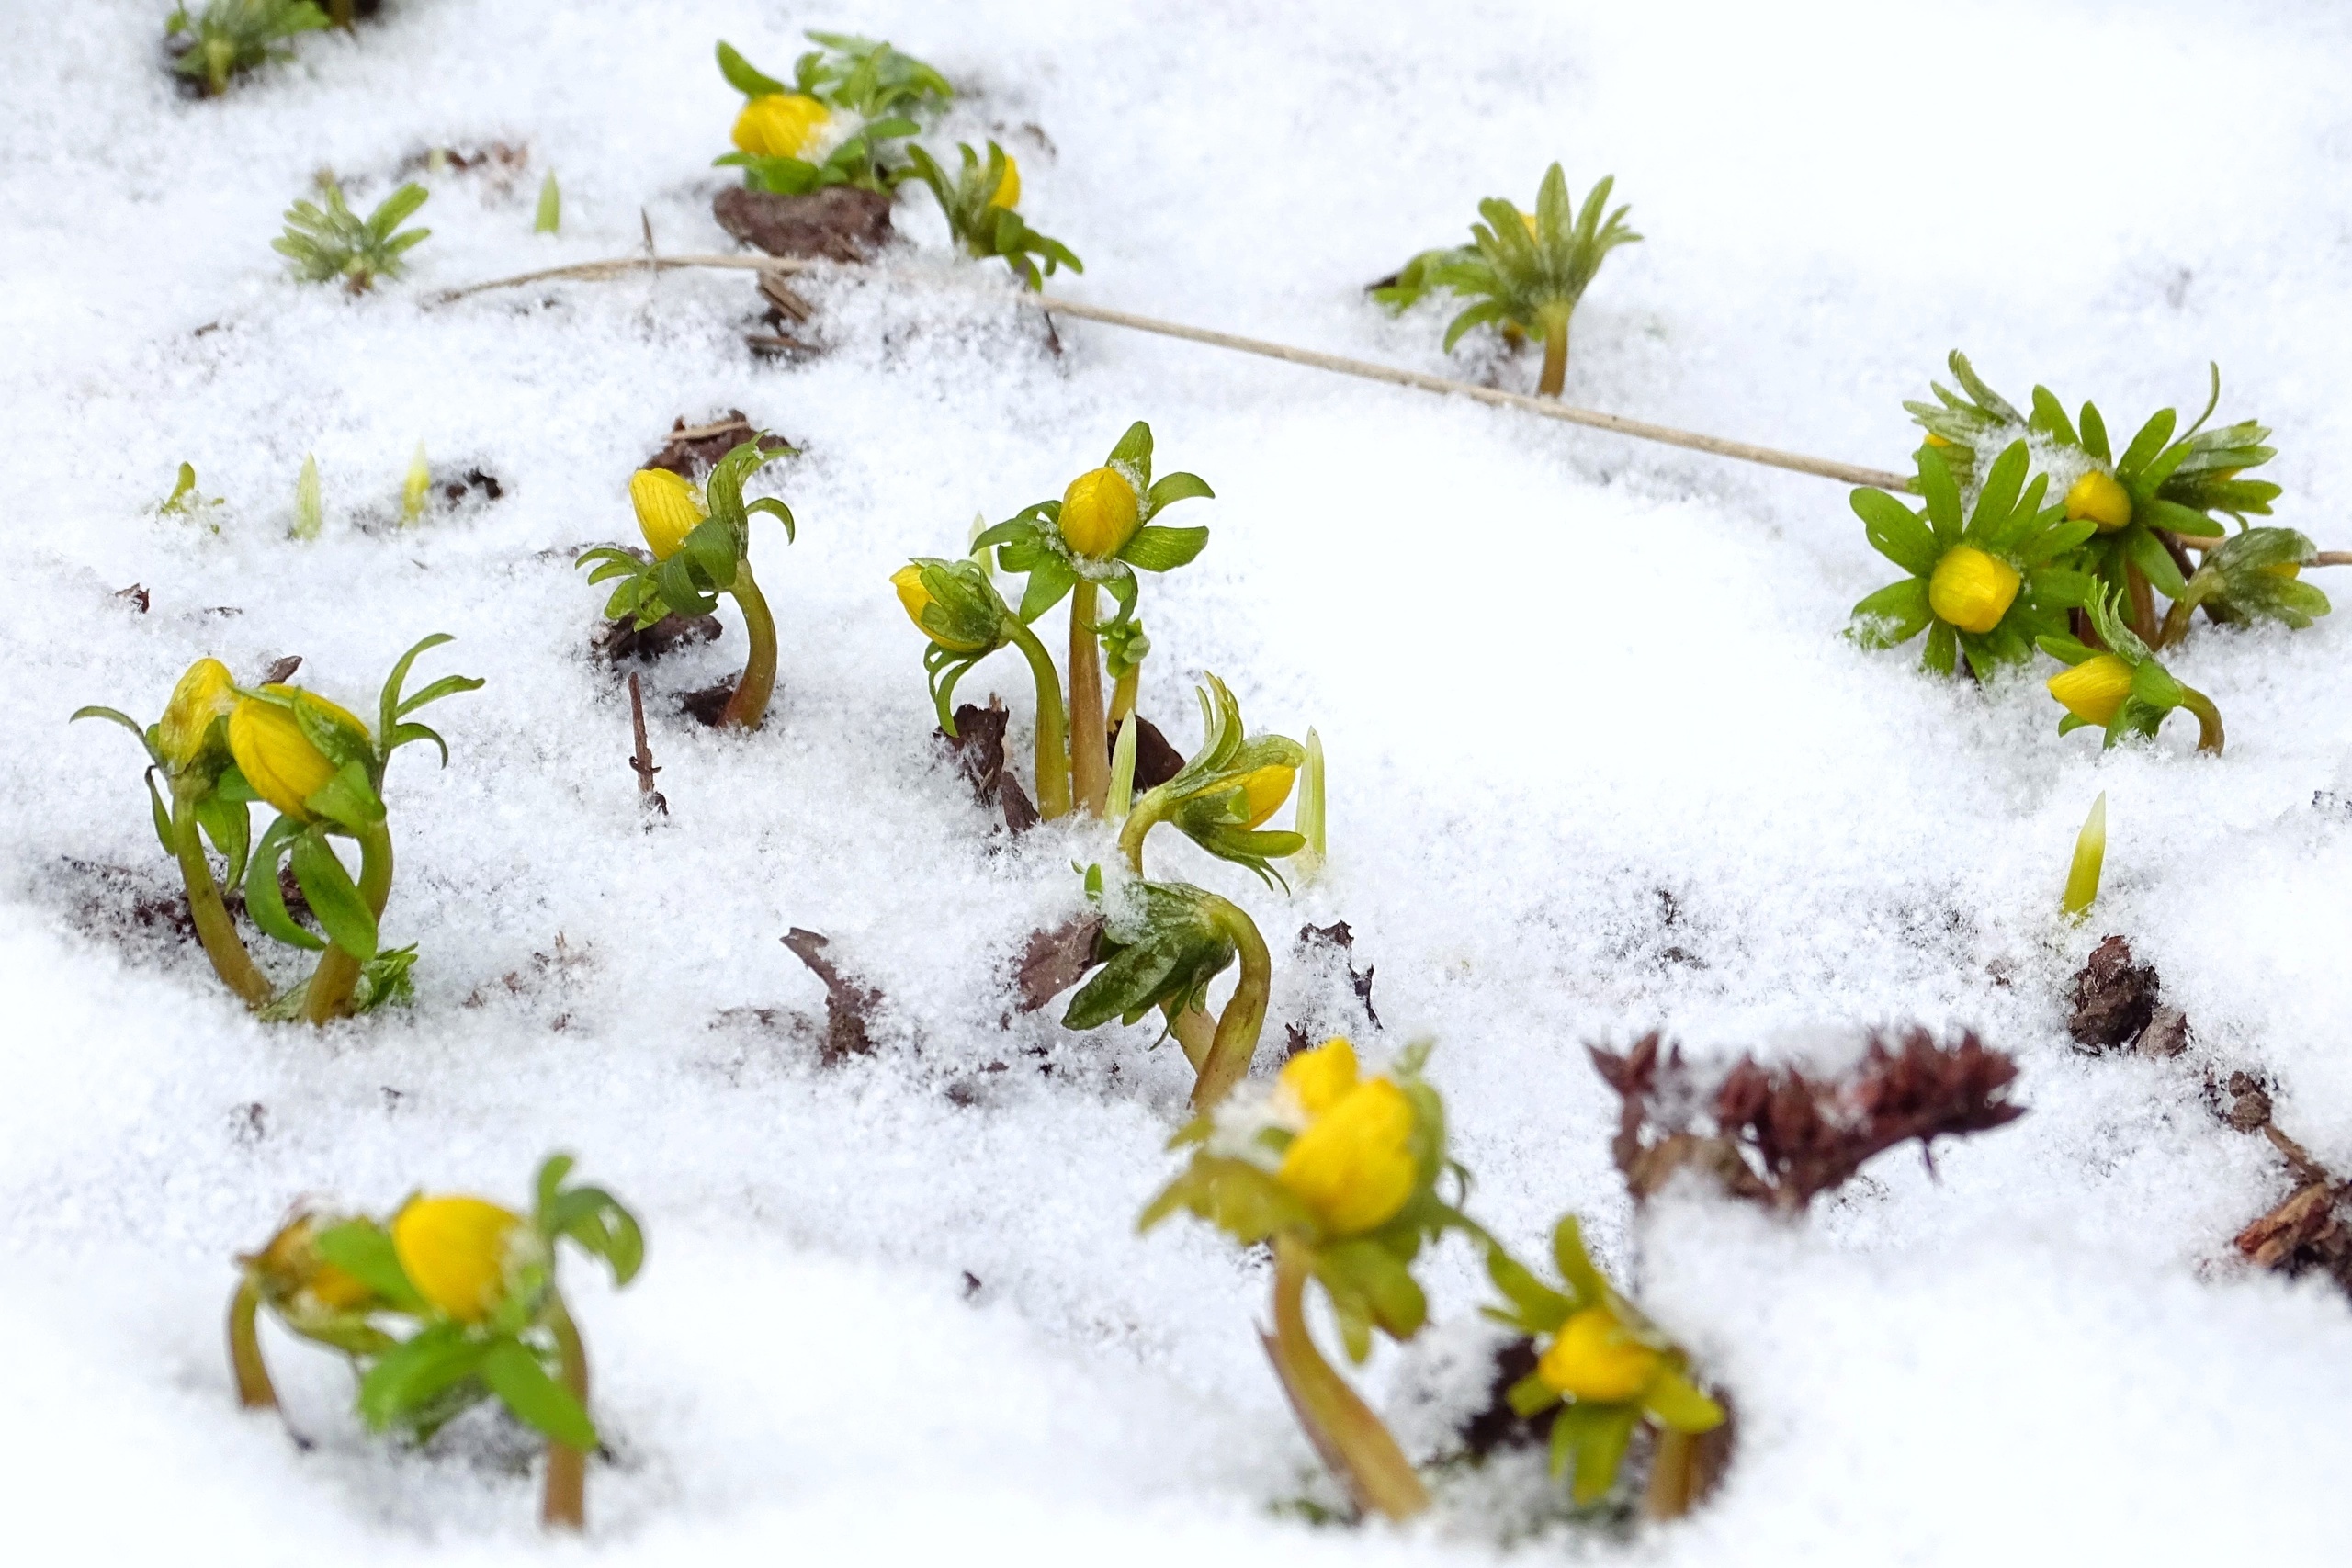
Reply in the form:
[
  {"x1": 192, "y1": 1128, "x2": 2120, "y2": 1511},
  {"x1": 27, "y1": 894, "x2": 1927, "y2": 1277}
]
[
  {"x1": 1453, "y1": 1335, "x2": 1548, "y2": 1461},
  {"x1": 593, "y1": 609, "x2": 722, "y2": 664},
  {"x1": 115, "y1": 584, "x2": 150, "y2": 613},
  {"x1": 1590, "y1": 1029, "x2": 2027, "y2": 1213},
  {"x1": 936, "y1": 697, "x2": 1037, "y2": 834},
  {"x1": 2066, "y1": 935, "x2": 2176, "y2": 1054},
  {"x1": 679, "y1": 681, "x2": 739, "y2": 728},
  {"x1": 1013, "y1": 911, "x2": 1108, "y2": 1013},
  {"x1": 781, "y1": 928, "x2": 882, "y2": 1066},
  {"x1": 714, "y1": 185, "x2": 893, "y2": 262},
  {"x1": 627, "y1": 672, "x2": 667, "y2": 816},
  {"x1": 1296, "y1": 920, "x2": 1379, "y2": 1029},
  {"x1": 641, "y1": 410, "x2": 795, "y2": 478},
  {"x1": 2224, "y1": 1075, "x2": 2352, "y2": 1295},
  {"x1": 1108, "y1": 714, "x2": 1187, "y2": 794},
  {"x1": 259, "y1": 655, "x2": 303, "y2": 685}
]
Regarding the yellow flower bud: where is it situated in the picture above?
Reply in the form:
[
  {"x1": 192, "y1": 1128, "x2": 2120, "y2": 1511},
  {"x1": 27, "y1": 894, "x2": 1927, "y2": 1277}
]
[
  {"x1": 1058, "y1": 467, "x2": 1140, "y2": 559},
  {"x1": 1927, "y1": 547, "x2": 2021, "y2": 635},
  {"x1": 1924, "y1": 433, "x2": 1951, "y2": 449},
  {"x1": 250, "y1": 1213, "x2": 375, "y2": 1315},
  {"x1": 2264, "y1": 562, "x2": 2302, "y2": 581},
  {"x1": 228, "y1": 686, "x2": 371, "y2": 821},
  {"x1": 156, "y1": 657, "x2": 238, "y2": 773},
  {"x1": 1277, "y1": 1076, "x2": 1418, "y2": 1235},
  {"x1": 391, "y1": 1196, "x2": 526, "y2": 1323},
  {"x1": 1234, "y1": 763, "x2": 1296, "y2": 829},
  {"x1": 1278, "y1": 1036, "x2": 1359, "y2": 1118},
  {"x1": 2064, "y1": 470, "x2": 2133, "y2": 532},
  {"x1": 731, "y1": 93, "x2": 831, "y2": 160},
  {"x1": 891, "y1": 565, "x2": 993, "y2": 653},
  {"x1": 1520, "y1": 209, "x2": 1539, "y2": 239},
  {"x1": 1537, "y1": 1305, "x2": 1661, "y2": 1404},
  {"x1": 2046, "y1": 653, "x2": 2134, "y2": 728},
  {"x1": 991, "y1": 154, "x2": 1021, "y2": 209},
  {"x1": 630, "y1": 468, "x2": 706, "y2": 562}
]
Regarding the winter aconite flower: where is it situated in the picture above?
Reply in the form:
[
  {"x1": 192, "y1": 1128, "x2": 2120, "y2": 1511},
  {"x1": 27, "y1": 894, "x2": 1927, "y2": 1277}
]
[
  {"x1": 906, "y1": 140, "x2": 1080, "y2": 290},
  {"x1": 1926, "y1": 547, "x2": 2022, "y2": 635},
  {"x1": 1539, "y1": 1305, "x2": 1663, "y2": 1403},
  {"x1": 2064, "y1": 470, "x2": 2133, "y2": 532},
  {"x1": 2037, "y1": 591, "x2": 2223, "y2": 754},
  {"x1": 891, "y1": 563, "x2": 995, "y2": 652},
  {"x1": 2155, "y1": 525, "x2": 2331, "y2": 647},
  {"x1": 392, "y1": 1195, "x2": 528, "y2": 1323},
  {"x1": 731, "y1": 93, "x2": 831, "y2": 159},
  {"x1": 629, "y1": 468, "x2": 707, "y2": 562},
  {"x1": 229, "y1": 686, "x2": 370, "y2": 821},
  {"x1": 1275, "y1": 1040, "x2": 1419, "y2": 1235},
  {"x1": 991, "y1": 155, "x2": 1020, "y2": 208},
  {"x1": 1059, "y1": 466, "x2": 1141, "y2": 559},
  {"x1": 228, "y1": 1207, "x2": 396, "y2": 1412},
  {"x1": 155, "y1": 657, "x2": 239, "y2": 773},
  {"x1": 1119, "y1": 676, "x2": 1306, "y2": 887},
  {"x1": 2046, "y1": 654, "x2": 2134, "y2": 728}
]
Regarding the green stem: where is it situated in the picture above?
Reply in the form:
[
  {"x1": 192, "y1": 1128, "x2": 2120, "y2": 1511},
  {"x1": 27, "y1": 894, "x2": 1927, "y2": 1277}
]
[
  {"x1": 2180, "y1": 687, "x2": 2225, "y2": 755},
  {"x1": 543, "y1": 1295, "x2": 590, "y2": 1531},
  {"x1": 1263, "y1": 1235, "x2": 1430, "y2": 1521},
  {"x1": 1117, "y1": 789, "x2": 1170, "y2": 874},
  {"x1": 227, "y1": 1275, "x2": 277, "y2": 1410},
  {"x1": 171, "y1": 780, "x2": 273, "y2": 1010},
  {"x1": 1164, "y1": 1000, "x2": 1214, "y2": 1072},
  {"x1": 1109, "y1": 665, "x2": 1138, "y2": 726},
  {"x1": 1537, "y1": 313, "x2": 1570, "y2": 398},
  {"x1": 299, "y1": 822, "x2": 394, "y2": 1025},
  {"x1": 2123, "y1": 563, "x2": 2160, "y2": 646},
  {"x1": 1068, "y1": 581, "x2": 1108, "y2": 816},
  {"x1": 1191, "y1": 897, "x2": 1270, "y2": 1111},
  {"x1": 2155, "y1": 572, "x2": 2214, "y2": 650},
  {"x1": 719, "y1": 567, "x2": 779, "y2": 730},
  {"x1": 1004, "y1": 620, "x2": 1071, "y2": 819}
]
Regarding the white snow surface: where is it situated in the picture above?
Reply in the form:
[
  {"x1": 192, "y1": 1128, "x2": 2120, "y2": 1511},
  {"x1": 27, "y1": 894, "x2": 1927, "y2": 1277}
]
[{"x1": 6, "y1": 0, "x2": 2352, "y2": 1561}]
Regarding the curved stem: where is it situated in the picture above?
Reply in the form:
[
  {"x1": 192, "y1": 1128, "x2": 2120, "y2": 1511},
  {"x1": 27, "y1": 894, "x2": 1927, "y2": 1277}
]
[
  {"x1": 1263, "y1": 1235, "x2": 1430, "y2": 1521},
  {"x1": 227, "y1": 1275, "x2": 277, "y2": 1410},
  {"x1": 542, "y1": 1295, "x2": 590, "y2": 1531},
  {"x1": 1164, "y1": 1000, "x2": 1215, "y2": 1072},
  {"x1": 2179, "y1": 687, "x2": 2225, "y2": 755},
  {"x1": 719, "y1": 567, "x2": 779, "y2": 730},
  {"x1": 1537, "y1": 315, "x2": 1570, "y2": 399},
  {"x1": 1004, "y1": 621, "x2": 1071, "y2": 819},
  {"x1": 1067, "y1": 581, "x2": 1108, "y2": 816},
  {"x1": 171, "y1": 780, "x2": 273, "y2": 1010},
  {"x1": 2154, "y1": 581, "x2": 2208, "y2": 651},
  {"x1": 299, "y1": 822, "x2": 395, "y2": 1025},
  {"x1": 1117, "y1": 789, "x2": 1170, "y2": 874},
  {"x1": 1191, "y1": 898, "x2": 1271, "y2": 1111}
]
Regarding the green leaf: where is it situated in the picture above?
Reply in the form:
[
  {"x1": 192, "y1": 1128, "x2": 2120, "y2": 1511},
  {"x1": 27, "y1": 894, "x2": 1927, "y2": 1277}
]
[
  {"x1": 396, "y1": 672, "x2": 486, "y2": 719},
  {"x1": 1105, "y1": 420, "x2": 1154, "y2": 479},
  {"x1": 479, "y1": 1338, "x2": 598, "y2": 1450},
  {"x1": 245, "y1": 816, "x2": 324, "y2": 951},
  {"x1": 304, "y1": 759, "x2": 386, "y2": 833},
  {"x1": 2079, "y1": 401, "x2": 2110, "y2": 464},
  {"x1": 1642, "y1": 1370, "x2": 1724, "y2": 1434},
  {"x1": 1847, "y1": 579, "x2": 1931, "y2": 649},
  {"x1": 717, "y1": 41, "x2": 788, "y2": 96},
  {"x1": 1963, "y1": 442, "x2": 2030, "y2": 544},
  {"x1": 1915, "y1": 445, "x2": 1963, "y2": 547},
  {"x1": 2123, "y1": 525, "x2": 2187, "y2": 600},
  {"x1": 291, "y1": 829, "x2": 378, "y2": 961},
  {"x1": 2037, "y1": 634, "x2": 2096, "y2": 666},
  {"x1": 358, "y1": 1325, "x2": 489, "y2": 1431},
  {"x1": 379, "y1": 632, "x2": 454, "y2": 739},
  {"x1": 1923, "y1": 619, "x2": 1959, "y2": 675},
  {"x1": 194, "y1": 789, "x2": 252, "y2": 890},
  {"x1": 1018, "y1": 555, "x2": 1078, "y2": 623},
  {"x1": 145, "y1": 773, "x2": 175, "y2": 856},
  {"x1": 71, "y1": 705, "x2": 156, "y2": 757},
  {"x1": 1144, "y1": 472, "x2": 1215, "y2": 514},
  {"x1": 1117, "y1": 525, "x2": 1209, "y2": 573},
  {"x1": 1485, "y1": 1242, "x2": 1574, "y2": 1332},
  {"x1": 1551, "y1": 1216, "x2": 1609, "y2": 1306},
  {"x1": 546, "y1": 1187, "x2": 646, "y2": 1287},
  {"x1": 1852, "y1": 488, "x2": 1939, "y2": 577},
  {"x1": 2116, "y1": 408, "x2": 2177, "y2": 482},
  {"x1": 385, "y1": 722, "x2": 448, "y2": 765},
  {"x1": 313, "y1": 1219, "x2": 429, "y2": 1312}
]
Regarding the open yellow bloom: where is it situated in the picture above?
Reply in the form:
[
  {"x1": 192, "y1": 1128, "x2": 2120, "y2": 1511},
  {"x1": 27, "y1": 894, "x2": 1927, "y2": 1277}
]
[
  {"x1": 1233, "y1": 764, "x2": 1296, "y2": 829},
  {"x1": 228, "y1": 686, "x2": 370, "y2": 821},
  {"x1": 1059, "y1": 467, "x2": 1140, "y2": 559},
  {"x1": 731, "y1": 93, "x2": 831, "y2": 160},
  {"x1": 1277, "y1": 1054, "x2": 1418, "y2": 1235},
  {"x1": 1927, "y1": 547, "x2": 2021, "y2": 634},
  {"x1": 392, "y1": 1196, "x2": 525, "y2": 1323},
  {"x1": 2064, "y1": 470, "x2": 2133, "y2": 532},
  {"x1": 630, "y1": 468, "x2": 707, "y2": 562},
  {"x1": 157, "y1": 657, "x2": 238, "y2": 773},
  {"x1": 1279, "y1": 1036, "x2": 1360, "y2": 1118},
  {"x1": 2047, "y1": 653, "x2": 2134, "y2": 728},
  {"x1": 1538, "y1": 1305, "x2": 1662, "y2": 1403},
  {"x1": 890, "y1": 565, "x2": 993, "y2": 652},
  {"x1": 991, "y1": 155, "x2": 1021, "y2": 209}
]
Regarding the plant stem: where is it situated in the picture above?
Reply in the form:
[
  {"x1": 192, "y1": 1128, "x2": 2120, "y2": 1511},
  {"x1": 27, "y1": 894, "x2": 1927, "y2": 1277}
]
[
  {"x1": 1538, "y1": 313, "x2": 1570, "y2": 399},
  {"x1": 170, "y1": 780, "x2": 273, "y2": 1010},
  {"x1": 227, "y1": 1275, "x2": 277, "y2": 1410},
  {"x1": 1109, "y1": 665, "x2": 1139, "y2": 726},
  {"x1": 1068, "y1": 581, "x2": 1108, "y2": 816},
  {"x1": 1004, "y1": 621, "x2": 1072, "y2": 819},
  {"x1": 1165, "y1": 1001, "x2": 1215, "y2": 1071},
  {"x1": 299, "y1": 823, "x2": 394, "y2": 1025},
  {"x1": 543, "y1": 1295, "x2": 590, "y2": 1531},
  {"x1": 2180, "y1": 687, "x2": 2225, "y2": 755},
  {"x1": 719, "y1": 567, "x2": 778, "y2": 730},
  {"x1": 1117, "y1": 790, "x2": 1169, "y2": 874},
  {"x1": 2123, "y1": 563, "x2": 2159, "y2": 645},
  {"x1": 1262, "y1": 1234, "x2": 1430, "y2": 1522},
  {"x1": 1192, "y1": 898, "x2": 1271, "y2": 1111},
  {"x1": 2155, "y1": 581, "x2": 2210, "y2": 650}
]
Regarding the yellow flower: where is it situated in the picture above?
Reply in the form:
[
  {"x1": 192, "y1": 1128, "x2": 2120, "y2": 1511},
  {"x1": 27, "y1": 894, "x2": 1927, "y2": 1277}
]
[
  {"x1": 2047, "y1": 653, "x2": 2134, "y2": 728},
  {"x1": 891, "y1": 565, "x2": 993, "y2": 652},
  {"x1": 251, "y1": 1213, "x2": 374, "y2": 1314},
  {"x1": 2064, "y1": 470, "x2": 2133, "y2": 532},
  {"x1": 630, "y1": 468, "x2": 707, "y2": 562},
  {"x1": 1278, "y1": 1067, "x2": 1418, "y2": 1235},
  {"x1": 991, "y1": 155, "x2": 1021, "y2": 209},
  {"x1": 1924, "y1": 433, "x2": 1952, "y2": 449},
  {"x1": 1278, "y1": 1036, "x2": 1360, "y2": 1118},
  {"x1": 2264, "y1": 562, "x2": 2302, "y2": 581},
  {"x1": 1058, "y1": 467, "x2": 1140, "y2": 559},
  {"x1": 228, "y1": 686, "x2": 371, "y2": 821},
  {"x1": 731, "y1": 93, "x2": 831, "y2": 160},
  {"x1": 1233, "y1": 763, "x2": 1296, "y2": 829},
  {"x1": 1537, "y1": 1305, "x2": 1662, "y2": 1404},
  {"x1": 391, "y1": 1196, "x2": 526, "y2": 1323},
  {"x1": 1520, "y1": 209, "x2": 1539, "y2": 239},
  {"x1": 156, "y1": 657, "x2": 238, "y2": 773},
  {"x1": 1927, "y1": 547, "x2": 2021, "y2": 634}
]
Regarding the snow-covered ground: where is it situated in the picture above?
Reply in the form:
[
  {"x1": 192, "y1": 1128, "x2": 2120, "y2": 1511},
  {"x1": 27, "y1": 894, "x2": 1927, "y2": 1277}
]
[{"x1": 6, "y1": 0, "x2": 2352, "y2": 1561}]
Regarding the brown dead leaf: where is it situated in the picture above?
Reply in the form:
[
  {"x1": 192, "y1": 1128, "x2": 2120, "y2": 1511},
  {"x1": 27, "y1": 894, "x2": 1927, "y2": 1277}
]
[
  {"x1": 715, "y1": 186, "x2": 893, "y2": 262},
  {"x1": 1013, "y1": 912, "x2": 1107, "y2": 1012},
  {"x1": 781, "y1": 928, "x2": 882, "y2": 1066}
]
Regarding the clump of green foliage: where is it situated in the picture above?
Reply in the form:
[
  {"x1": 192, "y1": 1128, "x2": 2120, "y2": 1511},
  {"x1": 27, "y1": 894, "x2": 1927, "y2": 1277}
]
[
  {"x1": 273, "y1": 177, "x2": 431, "y2": 292},
  {"x1": 166, "y1": 0, "x2": 329, "y2": 96}
]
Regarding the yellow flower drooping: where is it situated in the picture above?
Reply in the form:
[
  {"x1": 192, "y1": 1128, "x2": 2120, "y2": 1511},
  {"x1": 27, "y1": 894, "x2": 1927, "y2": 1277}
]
[
  {"x1": 1058, "y1": 467, "x2": 1140, "y2": 559},
  {"x1": 890, "y1": 565, "x2": 993, "y2": 652},
  {"x1": 2047, "y1": 653, "x2": 2135, "y2": 728},
  {"x1": 731, "y1": 93, "x2": 831, "y2": 160},
  {"x1": 2064, "y1": 470, "x2": 2133, "y2": 532},
  {"x1": 157, "y1": 657, "x2": 238, "y2": 773},
  {"x1": 630, "y1": 468, "x2": 707, "y2": 562},
  {"x1": 1927, "y1": 547, "x2": 2022, "y2": 634},
  {"x1": 1233, "y1": 763, "x2": 1296, "y2": 829},
  {"x1": 1537, "y1": 1305, "x2": 1663, "y2": 1404},
  {"x1": 991, "y1": 155, "x2": 1021, "y2": 209},
  {"x1": 391, "y1": 1196, "x2": 525, "y2": 1323},
  {"x1": 228, "y1": 686, "x2": 371, "y2": 821},
  {"x1": 1277, "y1": 1042, "x2": 1418, "y2": 1235}
]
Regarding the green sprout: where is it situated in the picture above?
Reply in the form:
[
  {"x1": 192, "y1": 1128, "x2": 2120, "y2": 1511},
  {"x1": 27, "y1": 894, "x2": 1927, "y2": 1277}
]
[
  {"x1": 273, "y1": 178, "x2": 432, "y2": 292},
  {"x1": 906, "y1": 141, "x2": 1082, "y2": 290},
  {"x1": 291, "y1": 452, "x2": 322, "y2": 539},
  {"x1": 159, "y1": 461, "x2": 223, "y2": 521},
  {"x1": 2063, "y1": 792, "x2": 2106, "y2": 919},
  {"x1": 166, "y1": 0, "x2": 328, "y2": 96},
  {"x1": 534, "y1": 171, "x2": 561, "y2": 234},
  {"x1": 1375, "y1": 164, "x2": 1640, "y2": 397}
]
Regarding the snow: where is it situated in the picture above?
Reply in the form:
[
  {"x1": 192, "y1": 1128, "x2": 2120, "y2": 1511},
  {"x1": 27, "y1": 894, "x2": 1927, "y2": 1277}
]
[{"x1": 6, "y1": 0, "x2": 2352, "y2": 1561}]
